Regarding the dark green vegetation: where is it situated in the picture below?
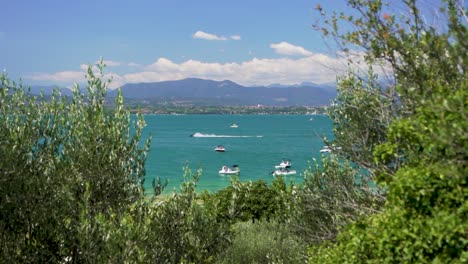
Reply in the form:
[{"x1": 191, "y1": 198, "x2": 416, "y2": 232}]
[
  {"x1": 0, "y1": 65, "x2": 150, "y2": 262},
  {"x1": 309, "y1": 0, "x2": 467, "y2": 262},
  {"x1": 1, "y1": 0, "x2": 466, "y2": 262}
]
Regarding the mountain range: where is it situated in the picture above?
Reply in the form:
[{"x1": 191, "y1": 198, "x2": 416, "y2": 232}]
[{"x1": 32, "y1": 78, "x2": 336, "y2": 106}]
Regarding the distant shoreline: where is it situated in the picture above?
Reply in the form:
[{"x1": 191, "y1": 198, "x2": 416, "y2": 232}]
[{"x1": 126, "y1": 105, "x2": 329, "y2": 115}]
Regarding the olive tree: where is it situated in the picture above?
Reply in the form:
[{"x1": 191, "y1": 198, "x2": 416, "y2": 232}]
[
  {"x1": 294, "y1": 155, "x2": 384, "y2": 244},
  {"x1": 0, "y1": 62, "x2": 150, "y2": 262}
]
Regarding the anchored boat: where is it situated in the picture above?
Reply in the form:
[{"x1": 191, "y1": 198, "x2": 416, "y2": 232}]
[
  {"x1": 275, "y1": 159, "x2": 291, "y2": 169},
  {"x1": 272, "y1": 168, "x2": 297, "y2": 176},
  {"x1": 219, "y1": 165, "x2": 240, "y2": 175},
  {"x1": 214, "y1": 145, "x2": 226, "y2": 152}
]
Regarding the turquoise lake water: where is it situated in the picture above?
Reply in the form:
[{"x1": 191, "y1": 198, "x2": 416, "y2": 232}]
[{"x1": 141, "y1": 115, "x2": 333, "y2": 194}]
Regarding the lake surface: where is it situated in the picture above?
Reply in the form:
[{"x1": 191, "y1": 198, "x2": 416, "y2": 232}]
[{"x1": 141, "y1": 114, "x2": 333, "y2": 194}]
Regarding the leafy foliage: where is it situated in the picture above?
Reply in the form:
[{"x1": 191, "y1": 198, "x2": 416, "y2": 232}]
[
  {"x1": 201, "y1": 176, "x2": 294, "y2": 223},
  {"x1": 293, "y1": 155, "x2": 384, "y2": 244},
  {"x1": 220, "y1": 220, "x2": 307, "y2": 264},
  {"x1": 54, "y1": 167, "x2": 231, "y2": 263},
  {"x1": 310, "y1": 0, "x2": 467, "y2": 262},
  {"x1": 112, "y1": 167, "x2": 231, "y2": 263},
  {"x1": 0, "y1": 63, "x2": 150, "y2": 262},
  {"x1": 327, "y1": 70, "x2": 398, "y2": 176}
]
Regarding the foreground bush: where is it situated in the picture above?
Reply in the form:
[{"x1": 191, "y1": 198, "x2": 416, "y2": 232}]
[
  {"x1": 0, "y1": 63, "x2": 150, "y2": 262},
  {"x1": 140, "y1": 168, "x2": 231, "y2": 263},
  {"x1": 220, "y1": 220, "x2": 307, "y2": 264},
  {"x1": 78, "y1": 168, "x2": 231, "y2": 263},
  {"x1": 201, "y1": 176, "x2": 295, "y2": 224},
  {"x1": 309, "y1": 0, "x2": 467, "y2": 262},
  {"x1": 293, "y1": 155, "x2": 384, "y2": 244}
]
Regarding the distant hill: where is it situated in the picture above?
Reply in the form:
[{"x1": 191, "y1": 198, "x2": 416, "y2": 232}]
[
  {"x1": 111, "y1": 78, "x2": 336, "y2": 106},
  {"x1": 30, "y1": 85, "x2": 73, "y2": 96},
  {"x1": 28, "y1": 78, "x2": 336, "y2": 106}
]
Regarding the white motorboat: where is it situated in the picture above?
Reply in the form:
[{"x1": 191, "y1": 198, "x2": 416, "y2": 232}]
[
  {"x1": 272, "y1": 168, "x2": 297, "y2": 176},
  {"x1": 320, "y1": 146, "x2": 332, "y2": 153},
  {"x1": 219, "y1": 165, "x2": 240, "y2": 175},
  {"x1": 230, "y1": 123, "x2": 238, "y2": 128},
  {"x1": 319, "y1": 146, "x2": 342, "y2": 153},
  {"x1": 275, "y1": 160, "x2": 291, "y2": 169},
  {"x1": 214, "y1": 145, "x2": 226, "y2": 152}
]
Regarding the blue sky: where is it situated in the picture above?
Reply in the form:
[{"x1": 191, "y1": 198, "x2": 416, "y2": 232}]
[{"x1": 2, "y1": 0, "x2": 354, "y2": 88}]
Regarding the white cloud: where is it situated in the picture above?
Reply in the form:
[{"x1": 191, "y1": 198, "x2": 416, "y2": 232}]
[
  {"x1": 146, "y1": 58, "x2": 180, "y2": 72},
  {"x1": 29, "y1": 71, "x2": 86, "y2": 83},
  {"x1": 193, "y1": 31, "x2": 227, "y2": 41},
  {"x1": 27, "y1": 51, "x2": 382, "y2": 89},
  {"x1": 193, "y1": 30, "x2": 241, "y2": 41},
  {"x1": 124, "y1": 54, "x2": 353, "y2": 86},
  {"x1": 29, "y1": 64, "x2": 126, "y2": 89},
  {"x1": 270, "y1": 41, "x2": 313, "y2": 57}
]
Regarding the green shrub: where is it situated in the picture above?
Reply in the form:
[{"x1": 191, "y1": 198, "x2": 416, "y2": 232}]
[
  {"x1": 81, "y1": 166, "x2": 232, "y2": 263},
  {"x1": 220, "y1": 220, "x2": 307, "y2": 264},
  {"x1": 141, "y1": 167, "x2": 231, "y2": 263},
  {"x1": 293, "y1": 155, "x2": 384, "y2": 244},
  {"x1": 0, "y1": 62, "x2": 149, "y2": 262},
  {"x1": 201, "y1": 177, "x2": 294, "y2": 223},
  {"x1": 309, "y1": 0, "x2": 467, "y2": 262}
]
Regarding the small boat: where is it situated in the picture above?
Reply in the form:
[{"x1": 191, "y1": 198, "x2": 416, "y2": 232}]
[
  {"x1": 275, "y1": 159, "x2": 291, "y2": 169},
  {"x1": 272, "y1": 168, "x2": 297, "y2": 176},
  {"x1": 230, "y1": 123, "x2": 238, "y2": 128},
  {"x1": 319, "y1": 146, "x2": 342, "y2": 153},
  {"x1": 320, "y1": 146, "x2": 332, "y2": 153},
  {"x1": 214, "y1": 145, "x2": 226, "y2": 152},
  {"x1": 219, "y1": 165, "x2": 240, "y2": 175}
]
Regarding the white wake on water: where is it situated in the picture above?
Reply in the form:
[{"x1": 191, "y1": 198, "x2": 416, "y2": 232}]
[{"x1": 191, "y1": 132, "x2": 263, "y2": 138}]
